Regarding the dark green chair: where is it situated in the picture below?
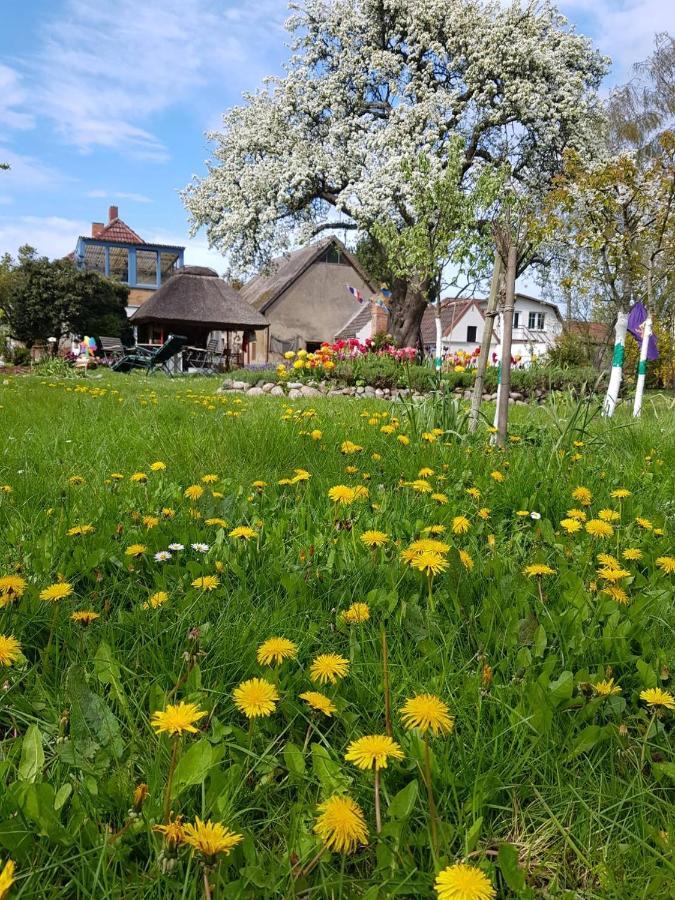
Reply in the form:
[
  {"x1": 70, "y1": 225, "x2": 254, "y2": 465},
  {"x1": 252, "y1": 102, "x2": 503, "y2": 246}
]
[{"x1": 112, "y1": 334, "x2": 188, "y2": 376}]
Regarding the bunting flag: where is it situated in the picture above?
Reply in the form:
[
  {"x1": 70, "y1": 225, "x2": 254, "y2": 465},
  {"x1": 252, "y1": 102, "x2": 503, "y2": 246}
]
[
  {"x1": 627, "y1": 302, "x2": 659, "y2": 360},
  {"x1": 346, "y1": 284, "x2": 365, "y2": 304}
]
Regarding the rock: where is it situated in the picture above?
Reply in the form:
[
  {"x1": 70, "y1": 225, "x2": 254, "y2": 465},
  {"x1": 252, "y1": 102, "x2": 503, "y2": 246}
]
[
  {"x1": 509, "y1": 391, "x2": 524, "y2": 400},
  {"x1": 301, "y1": 385, "x2": 321, "y2": 397},
  {"x1": 463, "y1": 390, "x2": 472, "y2": 399},
  {"x1": 364, "y1": 386, "x2": 376, "y2": 396},
  {"x1": 356, "y1": 386, "x2": 365, "y2": 394},
  {"x1": 515, "y1": 399, "x2": 527, "y2": 405},
  {"x1": 246, "y1": 386, "x2": 264, "y2": 396},
  {"x1": 288, "y1": 388, "x2": 303, "y2": 399},
  {"x1": 261, "y1": 382, "x2": 275, "y2": 393},
  {"x1": 270, "y1": 385, "x2": 285, "y2": 396},
  {"x1": 287, "y1": 382, "x2": 303, "y2": 390},
  {"x1": 375, "y1": 388, "x2": 384, "y2": 398}
]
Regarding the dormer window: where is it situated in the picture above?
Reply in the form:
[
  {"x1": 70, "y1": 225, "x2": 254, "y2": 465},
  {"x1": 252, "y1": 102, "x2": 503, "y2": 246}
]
[{"x1": 319, "y1": 244, "x2": 350, "y2": 265}]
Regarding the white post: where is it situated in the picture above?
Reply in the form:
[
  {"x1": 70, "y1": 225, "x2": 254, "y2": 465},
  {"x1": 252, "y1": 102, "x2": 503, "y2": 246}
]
[
  {"x1": 602, "y1": 310, "x2": 628, "y2": 418},
  {"x1": 632, "y1": 315, "x2": 652, "y2": 418},
  {"x1": 492, "y1": 311, "x2": 503, "y2": 431},
  {"x1": 434, "y1": 298, "x2": 443, "y2": 372}
]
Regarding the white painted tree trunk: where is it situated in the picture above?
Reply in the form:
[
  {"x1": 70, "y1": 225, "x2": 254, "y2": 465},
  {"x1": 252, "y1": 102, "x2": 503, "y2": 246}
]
[
  {"x1": 602, "y1": 310, "x2": 628, "y2": 417},
  {"x1": 632, "y1": 316, "x2": 652, "y2": 418},
  {"x1": 492, "y1": 311, "x2": 503, "y2": 431},
  {"x1": 434, "y1": 300, "x2": 443, "y2": 372}
]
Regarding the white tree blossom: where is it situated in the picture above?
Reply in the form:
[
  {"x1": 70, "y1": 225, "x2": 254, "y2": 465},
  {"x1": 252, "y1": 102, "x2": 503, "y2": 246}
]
[{"x1": 183, "y1": 0, "x2": 607, "y2": 345}]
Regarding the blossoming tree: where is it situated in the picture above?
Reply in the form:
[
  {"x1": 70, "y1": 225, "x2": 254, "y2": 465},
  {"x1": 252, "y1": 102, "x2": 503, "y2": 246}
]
[{"x1": 183, "y1": 0, "x2": 606, "y2": 347}]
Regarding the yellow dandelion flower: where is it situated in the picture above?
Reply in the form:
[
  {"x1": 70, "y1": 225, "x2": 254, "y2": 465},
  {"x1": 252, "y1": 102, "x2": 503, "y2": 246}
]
[
  {"x1": 410, "y1": 551, "x2": 449, "y2": 576},
  {"x1": 592, "y1": 679, "x2": 621, "y2": 697},
  {"x1": 452, "y1": 515, "x2": 471, "y2": 534},
  {"x1": 201, "y1": 474, "x2": 219, "y2": 484},
  {"x1": 70, "y1": 610, "x2": 100, "y2": 624},
  {"x1": 489, "y1": 470, "x2": 505, "y2": 483},
  {"x1": 572, "y1": 486, "x2": 592, "y2": 506},
  {"x1": 0, "y1": 859, "x2": 16, "y2": 900},
  {"x1": 560, "y1": 518, "x2": 582, "y2": 534},
  {"x1": 407, "y1": 539, "x2": 450, "y2": 555},
  {"x1": 0, "y1": 575, "x2": 27, "y2": 606},
  {"x1": 341, "y1": 440, "x2": 363, "y2": 454},
  {"x1": 299, "y1": 691, "x2": 336, "y2": 717},
  {"x1": 153, "y1": 816, "x2": 185, "y2": 848},
  {"x1": 656, "y1": 556, "x2": 675, "y2": 574},
  {"x1": 423, "y1": 524, "x2": 446, "y2": 534},
  {"x1": 602, "y1": 585, "x2": 629, "y2": 604},
  {"x1": 342, "y1": 602, "x2": 370, "y2": 624},
  {"x1": 110, "y1": 472, "x2": 125, "y2": 481},
  {"x1": 182, "y1": 817, "x2": 243, "y2": 859},
  {"x1": 459, "y1": 549, "x2": 474, "y2": 571},
  {"x1": 432, "y1": 492, "x2": 449, "y2": 504},
  {"x1": 418, "y1": 467, "x2": 434, "y2": 477},
  {"x1": 598, "y1": 508, "x2": 620, "y2": 522},
  {"x1": 622, "y1": 548, "x2": 642, "y2": 561},
  {"x1": 400, "y1": 693, "x2": 454, "y2": 735},
  {"x1": 257, "y1": 637, "x2": 298, "y2": 666},
  {"x1": 597, "y1": 567, "x2": 630, "y2": 582},
  {"x1": 360, "y1": 530, "x2": 389, "y2": 549},
  {"x1": 477, "y1": 507, "x2": 491, "y2": 520},
  {"x1": 585, "y1": 519, "x2": 614, "y2": 538},
  {"x1": 345, "y1": 734, "x2": 404, "y2": 770},
  {"x1": 434, "y1": 862, "x2": 496, "y2": 900},
  {"x1": 149, "y1": 461, "x2": 166, "y2": 472},
  {"x1": 328, "y1": 485, "x2": 355, "y2": 504},
  {"x1": 611, "y1": 488, "x2": 631, "y2": 499},
  {"x1": 567, "y1": 508, "x2": 587, "y2": 522},
  {"x1": 516, "y1": 510, "x2": 530, "y2": 518},
  {"x1": 466, "y1": 487, "x2": 481, "y2": 500},
  {"x1": 397, "y1": 434, "x2": 410, "y2": 445},
  {"x1": 146, "y1": 591, "x2": 169, "y2": 609},
  {"x1": 184, "y1": 484, "x2": 204, "y2": 501},
  {"x1": 313, "y1": 795, "x2": 368, "y2": 854},
  {"x1": 142, "y1": 515, "x2": 159, "y2": 529},
  {"x1": 151, "y1": 701, "x2": 207, "y2": 735},
  {"x1": 310, "y1": 429, "x2": 322, "y2": 440},
  {"x1": 68, "y1": 475, "x2": 85, "y2": 486},
  {"x1": 233, "y1": 677, "x2": 279, "y2": 718},
  {"x1": 523, "y1": 564, "x2": 556, "y2": 577},
  {"x1": 130, "y1": 472, "x2": 148, "y2": 483},
  {"x1": 229, "y1": 525, "x2": 257, "y2": 541},
  {"x1": 640, "y1": 688, "x2": 675, "y2": 711},
  {"x1": 597, "y1": 553, "x2": 620, "y2": 568},
  {"x1": 39, "y1": 582, "x2": 73, "y2": 602},
  {"x1": 635, "y1": 516, "x2": 653, "y2": 530},
  {"x1": 205, "y1": 517, "x2": 228, "y2": 528},
  {"x1": 132, "y1": 783, "x2": 149, "y2": 810},
  {"x1": 310, "y1": 653, "x2": 349, "y2": 685},
  {"x1": 162, "y1": 507, "x2": 175, "y2": 518},
  {"x1": 191, "y1": 575, "x2": 220, "y2": 591},
  {"x1": 125, "y1": 543, "x2": 147, "y2": 557},
  {"x1": 0, "y1": 635, "x2": 21, "y2": 666},
  {"x1": 67, "y1": 524, "x2": 95, "y2": 536},
  {"x1": 407, "y1": 479, "x2": 432, "y2": 493}
]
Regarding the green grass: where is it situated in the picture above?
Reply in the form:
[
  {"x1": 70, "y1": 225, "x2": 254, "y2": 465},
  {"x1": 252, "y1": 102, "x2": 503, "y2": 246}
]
[{"x1": 0, "y1": 372, "x2": 673, "y2": 899}]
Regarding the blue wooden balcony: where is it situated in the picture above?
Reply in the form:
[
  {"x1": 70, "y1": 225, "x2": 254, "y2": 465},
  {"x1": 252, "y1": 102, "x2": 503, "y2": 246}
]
[{"x1": 74, "y1": 237, "x2": 184, "y2": 289}]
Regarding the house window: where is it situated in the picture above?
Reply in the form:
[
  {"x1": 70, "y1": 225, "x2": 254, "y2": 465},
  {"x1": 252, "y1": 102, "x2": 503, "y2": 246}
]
[
  {"x1": 136, "y1": 249, "x2": 159, "y2": 287},
  {"x1": 528, "y1": 311, "x2": 545, "y2": 330},
  {"x1": 466, "y1": 325, "x2": 477, "y2": 342},
  {"x1": 319, "y1": 245, "x2": 350, "y2": 265},
  {"x1": 513, "y1": 312, "x2": 520, "y2": 329},
  {"x1": 306, "y1": 341, "x2": 324, "y2": 353},
  {"x1": 108, "y1": 246, "x2": 128, "y2": 283}
]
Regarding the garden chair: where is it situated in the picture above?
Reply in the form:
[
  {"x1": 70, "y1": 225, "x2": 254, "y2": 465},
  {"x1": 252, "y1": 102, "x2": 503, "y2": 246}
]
[
  {"x1": 112, "y1": 334, "x2": 188, "y2": 376},
  {"x1": 184, "y1": 337, "x2": 224, "y2": 373}
]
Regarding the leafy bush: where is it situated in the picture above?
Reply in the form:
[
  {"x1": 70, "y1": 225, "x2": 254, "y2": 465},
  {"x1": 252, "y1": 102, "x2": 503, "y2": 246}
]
[{"x1": 9, "y1": 346, "x2": 31, "y2": 366}]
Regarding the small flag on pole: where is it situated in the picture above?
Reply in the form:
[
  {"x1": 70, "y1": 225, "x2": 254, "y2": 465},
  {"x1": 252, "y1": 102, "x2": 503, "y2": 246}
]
[
  {"x1": 627, "y1": 302, "x2": 659, "y2": 359},
  {"x1": 346, "y1": 284, "x2": 364, "y2": 304}
]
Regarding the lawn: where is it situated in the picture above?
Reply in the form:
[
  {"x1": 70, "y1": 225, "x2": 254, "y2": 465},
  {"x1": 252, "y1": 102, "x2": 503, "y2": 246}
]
[{"x1": 0, "y1": 372, "x2": 673, "y2": 899}]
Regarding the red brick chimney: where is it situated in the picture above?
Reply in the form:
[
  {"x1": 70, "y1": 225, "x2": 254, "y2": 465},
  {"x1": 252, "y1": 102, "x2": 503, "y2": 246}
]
[
  {"x1": 108, "y1": 205, "x2": 119, "y2": 222},
  {"x1": 370, "y1": 298, "x2": 389, "y2": 337},
  {"x1": 91, "y1": 222, "x2": 104, "y2": 237}
]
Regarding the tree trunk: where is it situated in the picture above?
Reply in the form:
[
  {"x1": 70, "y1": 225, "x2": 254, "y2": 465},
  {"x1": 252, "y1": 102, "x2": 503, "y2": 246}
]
[
  {"x1": 387, "y1": 278, "x2": 428, "y2": 348},
  {"x1": 602, "y1": 309, "x2": 629, "y2": 417},
  {"x1": 496, "y1": 243, "x2": 517, "y2": 447},
  {"x1": 468, "y1": 250, "x2": 502, "y2": 432}
]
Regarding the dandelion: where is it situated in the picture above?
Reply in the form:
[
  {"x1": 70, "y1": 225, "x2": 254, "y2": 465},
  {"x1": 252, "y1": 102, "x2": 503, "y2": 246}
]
[
  {"x1": 346, "y1": 734, "x2": 404, "y2": 833},
  {"x1": 39, "y1": 582, "x2": 73, "y2": 602},
  {"x1": 434, "y1": 862, "x2": 496, "y2": 900},
  {"x1": 408, "y1": 479, "x2": 433, "y2": 493},
  {"x1": 184, "y1": 484, "x2": 204, "y2": 501},
  {"x1": 125, "y1": 544, "x2": 147, "y2": 557},
  {"x1": 602, "y1": 585, "x2": 629, "y2": 604},
  {"x1": 153, "y1": 815, "x2": 185, "y2": 848},
  {"x1": 585, "y1": 519, "x2": 614, "y2": 538},
  {"x1": 299, "y1": 691, "x2": 336, "y2": 717},
  {"x1": 151, "y1": 702, "x2": 207, "y2": 736},
  {"x1": 477, "y1": 507, "x2": 491, "y2": 520},
  {"x1": 191, "y1": 575, "x2": 220, "y2": 591},
  {"x1": 310, "y1": 429, "x2": 322, "y2": 440},
  {"x1": 466, "y1": 487, "x2": 481, "y2": 500},
  {"x1": 341, "y1": 440, "x2": 363, "y2": 454},
  {"x1": 423, "y1": 524, "x2": 446, "y2": 534},
  {"x1": 201, "y1": 474, "x2": 219, "y2": 484},
  {"x1": 592, "y1": 679, "x2": 621, "y2": 697},
  {"x1": 229, "y1": 526, "x2": 257, "y2": 541},
  {"x1": 567, "y1": 508, "x2": 587, "y2": 521},
  {"x1": 360, "y1": 530, "x2": 389, "y2": 549},
  {"x1": 70, "y1": 610, "x2": 100, "y2": 624},
  {"x1": 418, "y1": 467, "x2": 434, "y2": 477},
  {"x1": 572, "y1": 486, "x2": 592, "y2": 506},
  {"x1": 598, "y1": 508, "x2": 620, "y2": 522},
  {"x1": 432, "y1": 493, "x2": 449, "y2": 504},
  {"x1": 452, "y1": 515, "x2": 471, "y2": 534},
  {"x1": 0, "y1": 859, "x2": 16, "y2": 900},
  {"x1": 313, "y1": 795, "x2": 368, "y2": 854},
  {"x1": 162, "y1": 508, "x2": 176, "y2": 518},
  {"x1": 257, "y1": 637, "x2": 298, "y2": 666},
  {"x1": 68, "y1": 475, "x2": 85, "y2": 486},
  {"x1": 130, "y1": 472, "x2": 148, "y2": 483},
  {"x1": 150, "y1": 461, "x2": 166, "y2": 472},
  {"x1": 409, "y1": 551, "x2": 449, "y2": 576},
  {"x1": 489, "y1": 470, "x2": 505, "y2": 483},
  {"x1": 67, "y1": 524, "x2": 95, "y2": 536},
  {"x1": 191, "y1": 543, "x2": 210, "y2": 553},
  {"x1": 182, "y1": 817, "x2": 243, "y2": 860},
  {"x1": 635, "y1": 517, "x2": 653, "y2": 530},
  {"x1": 597, "y1": 567, "x2": 630, "y2": 582},
  {"x1": 205, "y1": 518, "x2": 228, "y2": 528},
  {"x1": 233, "y1": 677, "x2": 279, "y2": 718},
  {"x1": 341, "y1": 602, "x2": 370, "y2": 624},
  {"x1": 0, "y1": 575, "x2": 27, "y2": 606},
  {"x1": 154, "y1": 551, "x2": 172, "y2": 562},
  {"x1": 146, "y1": 591, "x2": 169, "y2": 609},
  {"x1": 597, "y1": 553, "x2": 620, "y2": 568},
  {"x1": 459, "y1": 550, "x2": 474, "y2": 571},
  {"x1": 523, "y1": 564, "x2": 556, "y2": 577},
  {"x1": 310, "y1": 653, "x2": 349, "y2": 685},
  {"x1": 0, "y1": 635, "x2": 21, "y2": 666},
  {"x1": 611, "y1": 488, "x2": 631, "y2": 499},
  {"x1": 656, "y1": 556, "x2": 675, "y2": 574},
  {"x1": 640, "y1": 688, "x2": 675, "y2": 711},
  {"x1": 397, "y1": 434, "x2": 410, "y2": 445},
  {"x1": 143, "y1": 515, "x2": 159, "y2": 529},
  {"x1": 407, "y1": 538, "x2": 450, "y2": 555},
  {"x1": 560, "y1": 518, "x2": 582, "y2": 534},
  {"x1": 516, "y1": 510, "x2": 529, "y2": 518},
  {"x1": 622, "y1": 548, "x2": 642, "y2": 561}
]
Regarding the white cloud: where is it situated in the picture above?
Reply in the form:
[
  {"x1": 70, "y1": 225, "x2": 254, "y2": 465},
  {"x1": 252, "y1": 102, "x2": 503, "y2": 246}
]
[
  {"x1": 31, "y1": 0, "x2": 287, "y2": 161},
  {"x1": 0, "y1": 146, "x2": 66, "y2": 190},
  {"x1": 0, "y1": 215, "x2": 87, "y2": 259},
  {"x1": 86, "y1": 190, "x2": 153, "y2": 204},
  {"x1": 0, "y1": 65, "x2": 35, "y2": 131}
]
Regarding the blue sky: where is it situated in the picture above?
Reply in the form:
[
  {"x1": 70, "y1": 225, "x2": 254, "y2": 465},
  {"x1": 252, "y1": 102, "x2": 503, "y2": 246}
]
[{"x1": 1, "y1": 0, "x2": 673, "y2": 275}]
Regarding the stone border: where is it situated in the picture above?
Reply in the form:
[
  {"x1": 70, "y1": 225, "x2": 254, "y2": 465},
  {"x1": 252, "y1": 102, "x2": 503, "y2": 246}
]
[{"x1": 218, "y1": 378, "x2": 536, "y2": 404}]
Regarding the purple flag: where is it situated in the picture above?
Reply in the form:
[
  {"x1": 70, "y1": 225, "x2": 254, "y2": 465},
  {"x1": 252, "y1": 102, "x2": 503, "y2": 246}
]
[{"x1": 627, "y1": 302, "x2": 659, "y2": 360}]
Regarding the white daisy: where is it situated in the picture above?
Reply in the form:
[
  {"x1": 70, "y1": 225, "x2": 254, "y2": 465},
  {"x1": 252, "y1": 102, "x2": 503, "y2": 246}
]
[
  {"x1": 530, "y1": 511, "x2": 541, "y2": 520},
  {"x1": 168, "y1": 543, "x2": 184, "y2": 551},
  {"x1": 191, "y1": 543, "x2": 210, "y2": 553},
  {"x1": 154, "y1": 551, "x2": 172, "y2": 562}
]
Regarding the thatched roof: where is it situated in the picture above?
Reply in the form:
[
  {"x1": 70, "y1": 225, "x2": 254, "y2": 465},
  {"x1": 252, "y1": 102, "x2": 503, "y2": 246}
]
[
  {"x1": 131, "y1": 266, "x2": 268, "y2": 330},
  {"x1": 241, "y1": 236, "x2": 375, "y2": 312}
]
